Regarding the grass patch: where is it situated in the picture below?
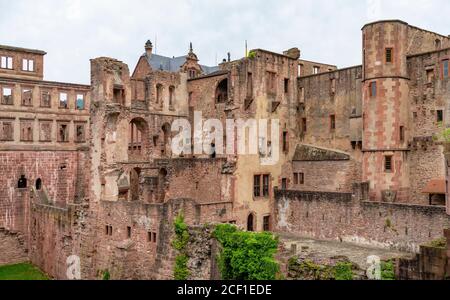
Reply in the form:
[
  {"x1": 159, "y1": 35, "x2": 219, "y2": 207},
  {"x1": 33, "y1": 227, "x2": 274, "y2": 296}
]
[{"x1": 0, "y1": 263, "x2": 49, "y2": 280}]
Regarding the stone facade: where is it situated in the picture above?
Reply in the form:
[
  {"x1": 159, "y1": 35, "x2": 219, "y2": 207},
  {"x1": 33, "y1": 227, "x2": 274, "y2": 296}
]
[{"x1": 1, "y1": 19, "x2": 450, "y2": 280}]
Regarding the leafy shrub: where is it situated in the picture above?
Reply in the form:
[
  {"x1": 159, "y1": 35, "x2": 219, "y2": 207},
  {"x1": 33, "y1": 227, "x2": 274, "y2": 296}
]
[
  {"x1": 172, "y1": 212, "x2": 190, "y2": 280},
  {"x1": 381, "y1": 261, "x2": 395, "y2": 280},
  {"x1": 334, "y1": 262, "x2": 354, "y2": 280},
  {"x1": 213, "y1": 224, "x2": 280, "y2": 280}
]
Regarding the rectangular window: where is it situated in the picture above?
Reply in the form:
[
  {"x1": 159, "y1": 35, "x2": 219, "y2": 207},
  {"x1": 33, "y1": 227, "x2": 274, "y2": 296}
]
[
  {"x1": 1, "y1": 121, "x2": 14, "y2": 141},
  {"x1": 58, "y1": 123, "x2": 69, "y2": 142},
  {"x1": 330, "y1": 115, "x2": 336, "y2": 131},
  {"x1": 330, "y1": 78, "x2": 336, "y2": 95},
  {"x1": 253, "y1": 175, "x2": 261, "y2": 197},
  {"x1": 385, "y1": 48, "x2": 393, "y2": 63},
  {"x1": 443, "y1": 60, "x2": 449, "y2": 79},
  {"x1": 20, "y1": 121, "x2": 33, "y2": 142},
  {"x1": 266, "y1": 71, "x2": 277, "y2": 94},
  {"x1": 1, "y1": 56, "x2": 13, "y2": 69},
  {"x1": 39, "y1": 122, "x2": 52, "y2": 142},
  {"x1": 1, "y1": 87, "x2": 13, "y2": 105},
  {"x1": 282, "y1": 131, "x2": 288, "y2": 153},
  {"x1": 75, "y1": 123, "x2": 86, "y2": 143},
  {"x1": 284, "y1": 78, "x2": 289, "y2": 93},
  {"x1": 293, "y1": 173, "x2": 299, "y2": 185},
  {"x1": 298, "y1": 64, "x2": 302, "y2": 76},
  {"x1": 313, "y1": 66, "x2": 320, "y2": 74},
  {"x1": 127, "y1": 226, "x2": 132, "y2": 238},
  {"x1": 76, "y1": 94, "x2": 85, "y2": 110},
  {"x1": 153, "y1": 232, "x2": 157, "y2": 243},
  {"x1": 299, "y1": 173, "x2": 304, "y2": 185},
  {"x1": 22, "y1": 88, "x2": 32, "y2": 106},
  {"x1": 302, "y1": 118, "x2": 307, "y2": 133},
  {"x1": 281, "y1": 178, "x2": 287, "y2": 190},
  {"x1": 385, "y1": 156, "x2": 393, "y2": 172},
  {"x1": 263, "y1": 175, "x2": 270, "y2": 197},
  {"x1": 263, "y1": 216, "x2": 270, "y2": 232},
  {"x1": 400, "y1": 126, "x2": 405, "y2": 142},
  {"x1": 426, "y1": 69, "x2": 435, "y2": 83},
  {"x1": 369, "y1": 81, "x2": 377, "y2": 97},
  {"x1": 59, "y1": 93, "x2": 68, "y2": 108},
  {"x1": 299, "y1": 87, "x2": 305, "y2": 103},
  {"x1": 22, "y1": 59, "x2": 34, "y2": 72},
  {"x1": 41, "y1": 90, "x2": 51, "y2": 107},
  {"x1": 437, "y1": 110, "x2": 444, "y2": 123},
  {"x1": 247, "y1": 72, "x2": 253, "y2": 97}
]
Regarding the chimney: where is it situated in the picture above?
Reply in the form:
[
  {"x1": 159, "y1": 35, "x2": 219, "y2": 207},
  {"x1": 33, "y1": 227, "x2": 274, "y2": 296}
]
[
  {"x1": 145, "y1": 40, "x2": 153, "y2": 58},
  {"x1": 227, "y1": 52, "x2": 231, "y2": 62}
]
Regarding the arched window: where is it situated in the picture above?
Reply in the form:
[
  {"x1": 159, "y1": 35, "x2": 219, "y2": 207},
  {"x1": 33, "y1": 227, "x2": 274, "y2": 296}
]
[
  {"x1": 156, "y1": 84, "x2": 163, "y2": 104},
  {"x1": 18, "y1": 175, "x2": 27, "y2": 189},
  {"x1": 169, "y1": 86, "x2": 175, "y2": 107},
  {"x1": 128, "y1": 118, "x2": 149, "y2": 158},
  {"x1": 215, "y1": 79, "x2": 228, "y2": 103},
  {"x1": 247, "y1": 213, "x2": 255, "y2": 232},
  {"x1": 35, "y1": 178, "x2": 42, "y2": 191}
]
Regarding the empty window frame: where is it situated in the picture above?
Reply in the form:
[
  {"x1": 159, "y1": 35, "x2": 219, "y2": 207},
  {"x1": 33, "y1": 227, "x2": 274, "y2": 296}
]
[
  {"x1": 302, "y1": 118, "x2": 307, "y2": 133},
  {"x1": 253, "y1": 175, "x2": 261, "y2": 197},
  {"x1": 437, "y1": 110, "x2": 444, "y2": 123},
  {"x1": 263, "y1": 216, "x2": 270, "y2": 232},
  {"x1": 262, "y1": 175, "x2": 270, "y2": 197},
  {"x1": 75, "y1": 123, "x2": 86, "y2": 143},
  {"x1": 58, "y1": 123, "x2": 69, "y2": 142},
  {"x1": 254, "y1": 174, "x2": 270, "y2": 198},
  {"x1": 299, "y1": 87, "x2": 305, "y2": 103},
  {"x1": 330, "y1": 115, "x2": 336, "y2": 131},
  {"x1": 20, "y1": 121, "x2": 33, "y2": 142},
  {"x1": 76, "y1": 94, "x2": 85, "y2": 110},
  {"x1": 330, "y1": 78, "x2": 336, "y2": 95},
  {"x1": 0, "y1": 120, "x2": 14, "y2": 141},
  {"x1": 21, "y1": 88, "x2": 33, "y2": 106},
  {"x1": 426, "y1": 69, "x2": 435, "y2": 83},
  {"x1": 1, "y1": 56, "x2": 13, "y2": 69},
  {"x1": 169, "y1": 86, "x2": 175, "y2": 107},
  {"x1": 247, "y1": 72, "x2": 253, "y2": 97},
  {"x1": 282, "y1": 131, "x2": 288, "y2": 153},
  {"x1": 284, "y1": 78, "x2": 289, "y2": 94},
  {"x1": 399, "y1": 126, "x2": 405, "y2": 142},
  {"x1": 127, "y1": 226, "x2": 132, "y2": 238},
  {"x1": 59, "y1": 92, "x2": 68, "y2": 108},
  {"x1": 1, "y1": 87, "x2": 13, "y2": 105},
  {"x1": 266, "y1": 71, "x2": 277, "y2": 94},
  {"x1": 39, "y1": 121, "x2": 52, "y2": 142},
  {"x1": 41, "y1": 90, "x2": 51, "y2": 107},
  {"x1": 22, "y1": 59, "x2": 34, "y2": 72},
  {"x1": 313, "y1": 66, "x2": 320, "y2": 74}
]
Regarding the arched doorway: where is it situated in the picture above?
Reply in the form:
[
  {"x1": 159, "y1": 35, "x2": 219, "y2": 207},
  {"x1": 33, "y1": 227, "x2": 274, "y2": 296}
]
[
  {"x1": 35, "y1": 178, "x2": 42, "y2": 191},
  {"x1": 247, "y1": 213, "x2": 255, "y2": 232}
]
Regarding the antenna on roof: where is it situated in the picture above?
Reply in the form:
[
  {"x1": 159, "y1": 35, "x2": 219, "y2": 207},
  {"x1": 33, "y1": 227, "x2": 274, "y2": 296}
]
[{"x1": 155, "y1": 34, "x2": 157, "y2": 54}]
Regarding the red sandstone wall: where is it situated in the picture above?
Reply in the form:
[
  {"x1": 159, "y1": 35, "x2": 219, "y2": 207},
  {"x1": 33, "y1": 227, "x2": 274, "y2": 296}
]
[{"x1": 274, "y1": 189, "x2": 450, "y2": 253}]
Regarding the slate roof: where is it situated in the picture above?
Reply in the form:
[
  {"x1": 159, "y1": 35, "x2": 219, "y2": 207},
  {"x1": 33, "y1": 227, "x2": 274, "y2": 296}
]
[{"x1": 144, "y1": 53, "x2": 219, "y2": 75}]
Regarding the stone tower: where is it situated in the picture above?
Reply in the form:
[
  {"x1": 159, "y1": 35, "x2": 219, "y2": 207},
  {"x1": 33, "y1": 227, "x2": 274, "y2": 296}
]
[{"x1": 361, "y1": 20, "x2": 411, "y2": 202}]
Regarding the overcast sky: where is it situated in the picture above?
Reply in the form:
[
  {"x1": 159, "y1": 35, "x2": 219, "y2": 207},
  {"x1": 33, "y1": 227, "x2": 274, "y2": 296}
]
[{"x1": 1, "y1": 0, "x2": 449, "y2": 84}]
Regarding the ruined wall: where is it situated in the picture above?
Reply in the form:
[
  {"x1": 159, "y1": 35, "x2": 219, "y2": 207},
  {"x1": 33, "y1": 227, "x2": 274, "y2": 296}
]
[
  {"x1": 297, "y1": 66, "x2": 363, "y2": 153},
  {"x1": 0, "y1": 228, "x2": 27, "y2": 266},
  {"x1": 274, "y1": 189, "x2": 450, "y2": 253},
  {"x1": 0, "y1": 150, "x2": 87, "y2": 232}
]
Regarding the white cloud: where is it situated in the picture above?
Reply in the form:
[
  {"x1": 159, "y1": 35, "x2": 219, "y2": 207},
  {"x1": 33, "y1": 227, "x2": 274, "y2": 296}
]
[{"x1": 0, "y1": 0, "x2": 448, "y2": 84}]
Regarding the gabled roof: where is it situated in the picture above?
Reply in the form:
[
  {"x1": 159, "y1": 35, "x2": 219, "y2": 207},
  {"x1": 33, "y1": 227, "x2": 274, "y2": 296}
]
[
  {"x1": 292, "y1": 144, "x2": 351, "y2": 161},
  {"x1": 143, "y1": 53, "x2": 219, "y2": 75}
]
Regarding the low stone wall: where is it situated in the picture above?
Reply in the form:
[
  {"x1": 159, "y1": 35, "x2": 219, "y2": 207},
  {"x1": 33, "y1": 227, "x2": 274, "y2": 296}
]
[
  {"x1": 274, "y1": 188, "x2": 450, "y2": 253},
  {"x1": 0, "y1": 228, "x2": 28, "y2": 266}
]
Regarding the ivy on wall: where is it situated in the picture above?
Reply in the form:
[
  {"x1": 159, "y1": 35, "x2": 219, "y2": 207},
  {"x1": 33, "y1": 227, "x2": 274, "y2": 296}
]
[
  {"x1": 173, "y1": 213, "x2": 190, "y2": 280},
  {"x1": 213, "y1": 224, "x2": 280, "y2": 280}
]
